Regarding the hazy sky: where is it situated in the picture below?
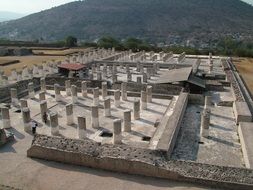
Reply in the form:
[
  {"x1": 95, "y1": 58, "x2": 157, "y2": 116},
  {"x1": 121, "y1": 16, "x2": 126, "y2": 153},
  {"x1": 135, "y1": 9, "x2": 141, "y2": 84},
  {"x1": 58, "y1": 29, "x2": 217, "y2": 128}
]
[{"x1": 0, "y1": 0, "x2": 252, "y2": 14}]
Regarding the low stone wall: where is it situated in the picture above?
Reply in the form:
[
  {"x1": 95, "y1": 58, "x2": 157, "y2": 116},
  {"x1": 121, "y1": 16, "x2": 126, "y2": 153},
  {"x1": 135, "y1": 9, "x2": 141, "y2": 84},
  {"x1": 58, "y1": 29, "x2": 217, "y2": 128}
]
[
  {"x1": 0, "y1": 78, "x2": 41, "y2": 103},
  {"x1": 156, "y1": 92, "x2": 188, "y2": 156},
  {"x1": 233, "y1": 101, "x2": 252, "y2": 124},
  {"x1": 27, "y1": 134, "x2": 253, "y2": 190}
]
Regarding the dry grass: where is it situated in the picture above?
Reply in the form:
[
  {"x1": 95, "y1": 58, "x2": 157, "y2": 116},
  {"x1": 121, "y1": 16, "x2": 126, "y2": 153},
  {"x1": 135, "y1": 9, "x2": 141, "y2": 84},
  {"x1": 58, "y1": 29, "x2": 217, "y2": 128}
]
[
  {"x1": 33, "y1": 49, "x2": 79, "y2": 55},
  {"x1": 0, "y1": 55, "x2": 64, "y2": 76},
  {"x1": 234, "y1": 58, "x2": 253, "y2": 95}
]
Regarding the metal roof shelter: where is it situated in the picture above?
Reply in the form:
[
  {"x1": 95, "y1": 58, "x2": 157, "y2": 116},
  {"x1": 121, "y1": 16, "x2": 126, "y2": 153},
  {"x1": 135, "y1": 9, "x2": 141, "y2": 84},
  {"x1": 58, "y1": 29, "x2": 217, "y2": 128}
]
[{"x1": 154, "y1": 67, "x2": 205, "y2": 89}]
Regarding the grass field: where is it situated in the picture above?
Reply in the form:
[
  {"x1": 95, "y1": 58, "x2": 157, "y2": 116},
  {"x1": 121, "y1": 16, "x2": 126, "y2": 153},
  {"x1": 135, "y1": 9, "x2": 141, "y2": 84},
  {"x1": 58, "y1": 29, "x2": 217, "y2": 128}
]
[
  {"x1": 0, "y1": 55, "x2": 64, "y2": 76},
  {"x1": 234, "y1": 58, "x2": 253, "y2": 95}
]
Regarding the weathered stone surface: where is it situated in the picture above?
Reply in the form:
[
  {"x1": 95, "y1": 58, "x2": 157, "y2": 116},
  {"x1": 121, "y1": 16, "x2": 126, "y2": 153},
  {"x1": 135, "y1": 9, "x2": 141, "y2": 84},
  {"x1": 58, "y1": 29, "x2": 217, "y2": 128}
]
[{"x1": 27, "y1": 134, "x2": 253, "y2": 190}]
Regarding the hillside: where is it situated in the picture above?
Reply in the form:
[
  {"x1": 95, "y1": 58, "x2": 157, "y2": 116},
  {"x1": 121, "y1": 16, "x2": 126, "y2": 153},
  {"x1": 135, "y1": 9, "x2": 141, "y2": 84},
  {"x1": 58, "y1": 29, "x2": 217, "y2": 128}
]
[{"x1": 0, "y1": 0, "x2": 252, "y2": 42}]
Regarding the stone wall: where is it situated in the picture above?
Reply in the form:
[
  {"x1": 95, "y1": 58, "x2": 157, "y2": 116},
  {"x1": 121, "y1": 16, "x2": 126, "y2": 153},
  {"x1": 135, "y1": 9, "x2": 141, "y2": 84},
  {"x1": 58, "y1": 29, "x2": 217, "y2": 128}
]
[
  {"x1": 27, "y1": 134, "x2": 253, "y2": 190},
  {"x1": 0, "y1": 78, "x2": 41, "y2": 103}
]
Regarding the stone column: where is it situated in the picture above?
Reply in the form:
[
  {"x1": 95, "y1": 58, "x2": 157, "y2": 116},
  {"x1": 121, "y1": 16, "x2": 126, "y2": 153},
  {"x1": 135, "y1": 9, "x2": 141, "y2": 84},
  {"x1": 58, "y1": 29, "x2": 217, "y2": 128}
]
[
  {"x1": 112, "y1": 73, "x2": 117, "y2": 83},
  {"x1": 17, "y1": 71, "x2": 22, "y2": 81},
  {"x1": 147, "y1": 68, "x2": 151, "y2": 79},
  {"x1": 204, "y1": 96, "x2": 212, "y2": 109},
  {"x1": 141, "y1": 91, "x2": 147, "y2": 110},
  {"x1": 40, "y1": 78, "x2": 46, "y2": 92},
  {"x1": 104, "y1": 98, "x2": 111, "y2": 117},
  {"x1": 133, "y1": 100, "x2": 140, "y2": 120},
  {"x1": 78, "y1": 116, "x2": 86, "y2": 139},
  {"x1": 137, "y1": 76, "x2": 142, "y2": 84},
  {"x1": 93, "y1": 87, "x2": 99, "y2": 106},
  {"x1": 10, "y1": 88, "x2": 18, "y2": 106},
  {"x1": 22, "y1": 107, "x2": 31, "y2": 132},
  {"x1": 97, "y1": 71, "x2": 102, "y2": 80},
  {"x1": 121, "y1": 82, "x2": 127, "y2": 101},
  {"x1": 147, "y1": 85, "x2": 152, "y2": 103},
  {"x1": 89, "y1": 73, "x2": 94, "y2": 80},
  {"x1": 50, "y1": 112, "x2": 59, "y2": 135},
  {"x1": 28, "y1": 82, "x2": 35, "y2": 98},
  {"x1": 39, "y1": 91, "x2": 46, "y2": 101},
  {"x1": 91, "y1": 105, "x2": 99, "y2": 128},
  {"x1": 66, "y1": 103, "x2": 74, "y2": 125},
  {"x1": 143, "y1": 73, "x2": 147, "y2": 83},
  {"x1": 102, "y1": 65, "x2": 107, "y2": 78},
  {"x1": 114, "y1": 90, "x2": 120, "y2": 108},
  {"x1": 126, "y1": 64, "x2": 130, "y2": 73},
  {"x1": 71, "y1": 85, "x2": 78, "y2": 103},
  {"x1": 123, "y1": 110, "x2": 131, "y2": 132},
  {"x1": 65, "y1": 80, "x2": 71, "y2": 96},
  {"x1": 140, "y1": 64, "x2": 144, "y2": 74},
  {"x1": 11, "y1": 69, "x2": 17, "y2": 81},
  {"x1": 102, "y1": 82, "x2": 107, "y2": 99},
  {"x1": 20, "y1": 99, "x2": 28, "y2": 109},
  {"x1": 40, "y1": 100, "x2": 47, "y2": 120},
  {"x1": 1, "y1": 107, "x2": 11, "y2": 128},
  {"x1": 201, "y1": 108, "x2": 211, "y2": 138},
  {"x1": 54, "y1": 84, "x2": 61, "y2": 102},
  {"x1": 81, "y1": 81, "x2": 88, "y2": 97},
  {"x1": 127, "y1": 72, "x2": 132, "y2": 82},
  {"x1": 113, "y1": 119, "x2": 122, "y2": 144}
]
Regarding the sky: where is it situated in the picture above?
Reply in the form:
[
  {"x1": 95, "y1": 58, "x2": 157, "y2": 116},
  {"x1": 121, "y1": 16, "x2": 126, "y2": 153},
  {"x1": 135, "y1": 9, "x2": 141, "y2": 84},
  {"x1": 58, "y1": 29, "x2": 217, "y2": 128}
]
[{"x1": 0, "y1": 0, "x2": 252, "y2": 14}]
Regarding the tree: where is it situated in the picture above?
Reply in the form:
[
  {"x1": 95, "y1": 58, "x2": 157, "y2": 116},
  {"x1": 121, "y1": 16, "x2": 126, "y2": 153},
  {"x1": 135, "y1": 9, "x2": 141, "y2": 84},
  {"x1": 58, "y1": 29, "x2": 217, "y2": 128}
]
[
  {"x1": 65, "y1": 36, "x2": 77, "y2": 47},
  {"x1": 97, "y1": 36, "x2": 121, "y2": 49}
]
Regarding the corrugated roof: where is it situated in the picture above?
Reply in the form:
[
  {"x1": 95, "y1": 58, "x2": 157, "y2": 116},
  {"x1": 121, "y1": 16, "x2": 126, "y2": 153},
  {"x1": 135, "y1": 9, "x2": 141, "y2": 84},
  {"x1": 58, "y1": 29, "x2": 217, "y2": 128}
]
[
  {"x1": 58, "y1": 63, "x2": 86, "y2": 71},
  {"x1": 154, "y1": 67, "x2": 192, "y2": 84}
]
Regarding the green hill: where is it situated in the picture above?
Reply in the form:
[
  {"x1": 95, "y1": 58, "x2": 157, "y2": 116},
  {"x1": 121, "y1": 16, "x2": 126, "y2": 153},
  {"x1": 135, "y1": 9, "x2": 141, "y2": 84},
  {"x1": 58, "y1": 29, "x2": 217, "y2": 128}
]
[{"x1": 0, "y1": 0, "x2": 252, "y2": 42}]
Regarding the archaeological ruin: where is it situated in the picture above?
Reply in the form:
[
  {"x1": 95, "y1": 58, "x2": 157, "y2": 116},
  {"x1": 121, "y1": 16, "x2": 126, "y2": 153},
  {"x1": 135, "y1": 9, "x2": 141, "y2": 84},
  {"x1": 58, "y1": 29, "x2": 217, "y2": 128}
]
[{"x1": 1, "y1": 48, "x2": 253, "y2": 189}]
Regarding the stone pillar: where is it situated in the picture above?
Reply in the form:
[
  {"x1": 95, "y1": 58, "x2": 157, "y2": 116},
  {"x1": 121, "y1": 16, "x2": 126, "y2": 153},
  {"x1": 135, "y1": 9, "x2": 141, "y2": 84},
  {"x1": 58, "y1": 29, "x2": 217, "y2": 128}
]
[
  {"x1": 66, "y1": 103, "x2": 74, "y2": 125},
  {"x1": 147, "y1": 85, "x2": 152, "y2": 103},
  {"x1": 204, "y1": 96, "x2": 212, "y2": 109},
  {"x1": 81, "y1": 81, "x2": 88, "y2": 97},
  {"x1": 114, "y1": 90, "x2": 121, "y2": 108},
  {"x1": 40, "y1": 78, "x2": 46, "y2": 92},
  {"x1": 127, "y1": 72, "x2": 132, "y2": 82},
  {"x1": 17, "y1": 71, "x2": 22, "y2": 81},
  {"x1": 10, "y1": 88, "x2": 18, "y2": 106},
  {"x1": 97, "y1": 71, "x2": 102, "y2": 80},
  {"x1": 147, "y1": 68, "x2": 151, "y2": 79},
  {"x1": 201, "y1": 108, "x2": 211, "y2": 138},
  {"x1": 112, "y1": 73, "x2": 117, "y2": 83},
  {"x1": 140, "y1": 64, "x2": 144, "y2": 74},
  {"x1": 20, "y1": 99, "x2": 28, "y2": 109},
  {"x1": 65, "y1": 80, "x2": 71, "y2": 96},
  {"x1": 143, "y1": 73, "x2": 147, "y2": 83},
  {"x1": 137, "y1": 76, "x2": 142, "y2": 84},
  {"x1": 121, "y1": 82, "x2": 127, "y2": 101},
  {"x1": 1, "y1": 107, "x2": 11, "y2": 128},
  {"x1": 133, "y1": 100, "x2": 140, "y2": 120},
  {"x1": 126, "y1": 64, "x2": 130, "y2": 73},
  {"x1": 93, "y1": 87, "x2": 99, "y2": 106},
  {"x1": 123, "y1": 110, "x2": 131, "y2": 132},
  {"x1": 78, "y1": 116, "x2": 86, "y2": 139},
  {"x1": 11, "y1": 69, "x2": 17, "y2": 81},
  {"x1": 40, "y1": 100, "x2": 47, "y2": 120},
  {"x1": 39, "y1": 91, "x2": 46, "y2": 101},
  {"x1": 104, "y1": 98, "x2": 111, "y2": 117},
  {"x1": 113, "y1": 119, "x2": 122, "y2": 144},
  {"x1": 28, "y1": 82, "x2": 35, "y2": 98},
  {"x1": 22, "y1": 107, "x2": 31, "y2": 132},
  {"x1": 91, "y1": 105, "x2": 99, "y2": 128},
  {"x1": 71, "y1": 85, "x2": 78, "y2": 103},
  {"x1": 54, "y1": 84, "x2": 61, "y2": 102},
  {"x1": 89, "y1": 73, "x2": 94, "y2": 80},
  {"x1": 102, "y1": 65, "x2": 107, "y2": 78},
  {"x1": 50, "y1": 112, "x2": 59, "y2": 135},
  {"x1": 141, "y1": 91, "x2": 147, "y2": 110},
  {"x1": 102, "y1": 82, "x2": 107, "y2": 99}
]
